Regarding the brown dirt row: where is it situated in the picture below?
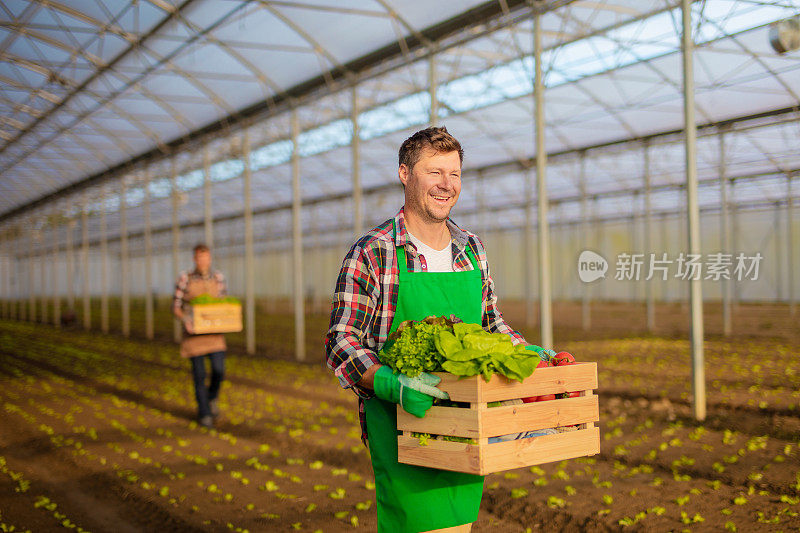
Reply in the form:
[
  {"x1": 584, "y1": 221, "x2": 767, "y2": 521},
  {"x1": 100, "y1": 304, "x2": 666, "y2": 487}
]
[{"x1": 0, "y1": 319, "x2": 799, "y2": 532}]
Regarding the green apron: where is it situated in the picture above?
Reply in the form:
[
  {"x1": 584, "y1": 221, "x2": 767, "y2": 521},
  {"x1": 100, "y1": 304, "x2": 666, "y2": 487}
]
[{"x1": 365, "y1": 222, "x2": 485, "y2": 532}]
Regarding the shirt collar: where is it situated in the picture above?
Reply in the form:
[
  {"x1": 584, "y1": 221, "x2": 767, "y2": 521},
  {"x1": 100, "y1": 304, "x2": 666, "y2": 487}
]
[{"x1": 393, "y1": 207, "x2": 469, "y2": 252}]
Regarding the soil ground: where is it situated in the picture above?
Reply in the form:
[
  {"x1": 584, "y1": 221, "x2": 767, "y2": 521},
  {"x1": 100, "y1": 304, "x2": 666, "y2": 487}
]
[{"x1": 0, "y1": 301, "x2": 798, "y2": 532}]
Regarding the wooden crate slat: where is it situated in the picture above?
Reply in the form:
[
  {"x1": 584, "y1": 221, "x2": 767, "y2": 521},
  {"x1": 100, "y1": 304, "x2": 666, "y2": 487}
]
[
  {"x1": 397, "y1": 436, "x2": 481, "y2": 474},
  {"x1": 191, "y1": 303, "x2": 243, "y2": 334},
  {"x1": 481, "y1": 427, "x2": 601, "y2": 475},
  {"x1": 397, "y1": 396, "x2": 600, "y2": 438},
  {"x1": 480, "y1": 395, "x2": 599, "y2": 437},
  {"x1": 432, "y1": 374, "x2": 484, "y2": 403},
  {"x1": 398, "y1": 428, "x2": 601, "y2": 476},
  {"x1": 434, "y1": 363, "x2": 597, "y2": 403},
  {"x1": 396, "y1": 405, "x2": 480, "y2": 437}
]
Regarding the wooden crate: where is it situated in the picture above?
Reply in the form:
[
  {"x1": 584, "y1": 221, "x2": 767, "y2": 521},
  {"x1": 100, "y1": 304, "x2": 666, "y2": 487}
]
[
  {"x1": 396, "y1": 362, "x2": 600, "y2": 475},
  {"x1": 190, "y1": 303, "x2": 243, "y2": 334}
]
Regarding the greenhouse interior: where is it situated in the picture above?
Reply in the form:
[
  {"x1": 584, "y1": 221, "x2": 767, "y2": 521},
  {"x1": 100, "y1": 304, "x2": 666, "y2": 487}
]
[{"x1": 0, "y1": 1, "x2": 799, "y2": 532}]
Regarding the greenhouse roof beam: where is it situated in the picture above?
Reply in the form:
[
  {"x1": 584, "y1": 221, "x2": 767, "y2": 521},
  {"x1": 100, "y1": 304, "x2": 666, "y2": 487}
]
[{"x1": 0, "y1": 0, "x2": 199, "y2": 161}]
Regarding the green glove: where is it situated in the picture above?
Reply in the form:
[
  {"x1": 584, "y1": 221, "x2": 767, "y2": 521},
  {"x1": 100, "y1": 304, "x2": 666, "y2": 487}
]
[{"x1": 372, "y1": 366, "x2": 449, "y2": 418}]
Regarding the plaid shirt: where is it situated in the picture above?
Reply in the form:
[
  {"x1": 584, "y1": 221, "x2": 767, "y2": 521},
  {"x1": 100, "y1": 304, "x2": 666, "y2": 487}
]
[
  {"x1": 172, "y1": 269, "x2": 227, "y2": 314},
  {"x1": 325, "y1": 208, "x2": 527, "y2": 442}
]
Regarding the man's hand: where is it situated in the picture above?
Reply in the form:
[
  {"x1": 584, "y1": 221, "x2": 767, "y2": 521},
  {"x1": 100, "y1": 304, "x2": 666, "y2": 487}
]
[
  {"x1": 372, "y1": 366, "x2": 448, "y2": 418},
  {"x1": 358, "y1": 365, "x2": 381, "y2": 390},
  {"x1": 183, "y1": 317, "x2": 195, "y2": 334}
]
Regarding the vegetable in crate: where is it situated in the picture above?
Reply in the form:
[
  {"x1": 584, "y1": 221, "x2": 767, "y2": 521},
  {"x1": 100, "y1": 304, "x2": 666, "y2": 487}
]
[
  {"x1": 190, "y1": 293, "x2": 241, "y2": 305},
  {"x1": 378, "y1": 316, "x2": 455, "y2": 377},
  {"x1": 379, "y1": 316, "x2": 543, "y2": 383},
  {"x1": 521, "y1": 350, "x2": 580, "y2": 402},
  {"x1": 437, "y1": 335, "x2": 540, "y2": 382}
]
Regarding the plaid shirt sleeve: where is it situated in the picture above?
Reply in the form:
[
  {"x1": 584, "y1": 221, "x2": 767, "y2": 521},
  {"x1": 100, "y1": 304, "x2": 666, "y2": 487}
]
[
  {"x1": 173, "y1": 271, "x2": 189, "y2": 314},
  {"x1": 470, "y1": 236, "x2": 527, "y2": 345},
  {"x1": 325, "y1": 240, "x2": 382, "y2": 398}
]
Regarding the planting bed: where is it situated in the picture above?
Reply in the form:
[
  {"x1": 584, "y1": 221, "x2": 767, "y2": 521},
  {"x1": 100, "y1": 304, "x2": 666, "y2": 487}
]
[{"x1": 0, "y1": 318, "x2": 798, "y2": 532}]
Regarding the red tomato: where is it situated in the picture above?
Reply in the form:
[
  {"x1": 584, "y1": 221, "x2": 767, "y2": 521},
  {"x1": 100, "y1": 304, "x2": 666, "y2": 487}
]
[
  {"x1": 521, "y1": 397, "x2": 536, "y2": 403},
  {"x1": 553, "y1": 352, "x2": 576, "y2": 366},
  {"x1": 533, "y1": 394, "x2": 556, "y2": 402}
]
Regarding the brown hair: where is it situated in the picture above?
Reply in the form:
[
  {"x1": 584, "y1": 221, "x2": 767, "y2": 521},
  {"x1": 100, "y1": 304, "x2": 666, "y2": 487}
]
[
  {"x1": 398, "y1": 126, "x2": 463, "y2": 171},
  {"x1": 193, "y1": 243, "x2": 210, "y2": 254}
]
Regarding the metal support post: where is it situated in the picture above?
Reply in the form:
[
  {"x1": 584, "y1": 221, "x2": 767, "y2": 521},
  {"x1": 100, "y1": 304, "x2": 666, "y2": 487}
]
[
  {"x1": 774, "y1": 202, "x2": 782, "y2": 299},
  {"x1": 352, "y1": 85, "x2": 363, "y2": 237},
  {"x1": 630, "y1": 193, "x2": 638, "y2": 302},
  {"x1": 580, "y1": 153, "x2": 591, "y2": 331},
  {"x1": 478, "y1": 170, "x2": 487, "y2": 235},
  {"x1": 291, "y1": 109, "x2": 306, "y2": 362},
  {"x1": 28, "y1": 225, "x2": 35, "y2": 321},
  {"x1": 82, "y1": 194, "x2": 90, "y2": 330},
  {"x1": 120, "y1": 179, "x2": 130, "y2": 337},
  {"x1": 681, "y1": 0, "x2": 706, "y2": 421},
  {"x1": 644, "y1": 142, "x2": 655, "y2": 332},
  {"x1": 204, "y1": 144, "x2": 214, "y2": 248},
  {"x1": 525, "y1": 167, "x2": 535, "y2": 330},
  {"x1": 311, "y1": 206, "x2": 321, "y2": 313},
  {"x1": 731, "y1": 179, "x2": 738, "y2": 307},
  {"x1": 66, "y1": 204, "x2": 75, "y2": 311},
  {"x1": 719, "y1": 132, "x2": 732, "y2": 336},
  {"x1": 789, "y1": 173, "x2": 795, "y2": 316},
  {"x1": 52, "y1": 212, "x2": 61, "y2": 327},
  {"x1": 171, "y1": 160, "x2": 181, "y2": 343},
  {"x1": 266, "y1": 215, "x2": 276, "y2": 314},
  {"x1": 429, "y1": 54, "x2": 438, "y2": 126},
  {"x1": 25, "y1": 220, "x2": 36, "y2": 322},
  {"x1": 40, "y1": 227, "x2": 47, "y2": 324},
  {"x1": 242, "y1": 131, "x2": 256, "y2": 355},
  {"x1": 3, "y1": 232, "x2": 9, "y2": 320},
  {"x1": 100, "y1": 188, "x2": 109, "y2": 333},
  {"x1": 534, "y1": 8, "x2": 553, "y2": 349},
  {"x1": 16, "y1": 230, "x2": 23, "y2": 321},
  {"x1": 1, "y1": 232, "x2": 6, "y2": 319},
  {"x1": 144, "y1": 169, "x2": 154, "y2": 340}
]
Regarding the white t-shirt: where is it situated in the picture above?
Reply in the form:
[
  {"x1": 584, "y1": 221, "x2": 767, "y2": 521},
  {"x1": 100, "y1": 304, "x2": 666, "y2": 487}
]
[{"x1": 407, "y1": 230, "x2": 454, "y2": 273}]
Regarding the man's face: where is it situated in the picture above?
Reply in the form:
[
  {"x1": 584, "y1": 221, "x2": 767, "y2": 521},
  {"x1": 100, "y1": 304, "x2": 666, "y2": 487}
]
[
  {"x1": 399, "y1": 148, "x2": 461, "y2": 224},
  {"x1": 194, "y1": 250, "x2": 211, "y2": 272}
]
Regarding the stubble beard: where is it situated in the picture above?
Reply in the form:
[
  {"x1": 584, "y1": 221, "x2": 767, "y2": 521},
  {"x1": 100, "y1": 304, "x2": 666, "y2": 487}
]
[
  {"x1": 421, "y1": 201, "x2": 450, "y2": 224},
  {"x1": 407, "y1": 179, "x2": 454, "y2": 225}
]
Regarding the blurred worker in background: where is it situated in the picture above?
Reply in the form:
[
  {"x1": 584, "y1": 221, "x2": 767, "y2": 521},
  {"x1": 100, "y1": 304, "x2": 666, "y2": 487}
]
[
  {"x1": 325, "y1": 126, "x2": 526, "y2": 532},
  {"x1": 173, "y1": 244, "x2": 228, "y2": 429}
]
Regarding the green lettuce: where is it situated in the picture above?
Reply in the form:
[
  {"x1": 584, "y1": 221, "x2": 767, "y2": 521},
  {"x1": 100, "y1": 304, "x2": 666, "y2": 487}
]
[{"x1": 379, "y1": 317, "x2": 541, "y2": 383}]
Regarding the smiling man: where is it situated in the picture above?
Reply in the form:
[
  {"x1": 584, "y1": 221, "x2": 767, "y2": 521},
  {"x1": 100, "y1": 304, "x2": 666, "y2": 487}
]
[{"x1": 325, "y1": 126, "x2": 526, "y2": 532}]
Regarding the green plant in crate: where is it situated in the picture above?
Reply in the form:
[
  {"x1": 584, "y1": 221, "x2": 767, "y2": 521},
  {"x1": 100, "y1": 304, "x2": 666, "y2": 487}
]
[{"x1": 190, "y1": 293, "x2": 241, "y2": 305}]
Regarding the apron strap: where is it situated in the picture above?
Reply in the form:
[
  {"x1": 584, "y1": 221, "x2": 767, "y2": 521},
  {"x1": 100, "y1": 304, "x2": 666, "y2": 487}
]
[{"x1": 392, "y1": 218, "x2": 479, "y2": 274}]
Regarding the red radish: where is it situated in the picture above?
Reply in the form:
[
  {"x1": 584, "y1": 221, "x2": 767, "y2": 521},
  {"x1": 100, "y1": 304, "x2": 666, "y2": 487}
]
[{"x1": 534, "y1": 394, "x2": 556, "y2": 402}]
